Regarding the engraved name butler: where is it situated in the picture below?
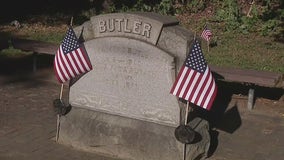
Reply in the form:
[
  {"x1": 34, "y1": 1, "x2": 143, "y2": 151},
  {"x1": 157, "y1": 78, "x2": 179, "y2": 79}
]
[
  {"x1": 99, "y1": 18, "x2": 152, "y2": 38},
  {"x1": 92, "y1": 13, "x2": 164, "y2": 45}
]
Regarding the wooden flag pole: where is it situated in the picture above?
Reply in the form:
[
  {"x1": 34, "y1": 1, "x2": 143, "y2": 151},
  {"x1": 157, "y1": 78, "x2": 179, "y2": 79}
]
[
  {"x1": 56, "y1": 84, "x2": 64, "y2": 142},
  {"x1": 183, "y1": 101, "x2": 190, "y2": 160},
  {"x1": 207, "y1": 41, "x2": 210, "y2": 53},
  {"x1": 185, "y1": 102, "x2": 190, "y2": 125},
  {"x1": 70, "y1": 17, "x2": 73, "y2": 27},
  {"x1": 56, "y1": 17, "x2": 73, "y2": 142},
  {"x1": 183, "y1": 140, "x2": 186, "y2": 160}
]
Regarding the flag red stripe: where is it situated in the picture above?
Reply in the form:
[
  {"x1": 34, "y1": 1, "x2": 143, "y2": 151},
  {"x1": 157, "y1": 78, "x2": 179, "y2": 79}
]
[
  {"x1": 57, "y1": 50, "x2": 68, "y2": 82},
  {"x1": 187, "y1": 72, "x2": 203, "y2": 102},
  {"x1": 193, "y1": 68, "x2": 211, "y2": 104},
  {"x1": 206, "y1": 85, "x2": 217, "y2": 110},
  {"x1": 79, "y1": 47, "x2": 93, "y2": 70},
  {"x1": 53, "y1": 58, "x2": 63, "y2": 83},
  {"x1": 207, "y1": 79, "x2": 217, "y2": 108},
  {"x1": 170, "y1": 65, "x2": 186, "y2": 94},
  {"x1": 69, "y1": 52, "x2": 83, "y2": 74},
  {"x1": 64, "y1": 52, "x2": 77, "y2": 77},
  {"x1": 67, "y1": 52, "x2": 80, "y2": 75},
  {"x1": 201, "y1": 75, "x2": 217, "y2": 109},
  {"x1": 58, "y1": 48, "x2": 73, "y2": 79},
  {"x1": 75, "y1": 49, "x2": 88, "y2": 72},
  {"x1": 197, "y1": 73, "x2": 211, "y2": 104},
  {"x1": 60, "y1": 47, "x2": 76, "y2": 78},
  {"x1": 199, "y1": 78, "x2": 214, "y2": 109},
  {"x1": 55, "y1": 49, "x2": 68, "y2": 82},
  {"x1": 71, "y1": 50, "x2": 85, "y2": 73},
  {"x1": 181, "y1": 71, "x2": 196, "y2": 99},
  {"x1": 181, "y1": 70, "x2": 195, "y2": 99},
  {"x1": 175, "y1": 68, "x2": 191, "y2": 97}
]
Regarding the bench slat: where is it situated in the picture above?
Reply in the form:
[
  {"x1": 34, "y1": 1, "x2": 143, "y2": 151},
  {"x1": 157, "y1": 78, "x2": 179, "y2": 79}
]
[
  {"x1": 213, "y1": 72, "x2": 277, "y2": 87},
  {"x1": 210, "y1": 65, "x2": 283, "y2": 88},
  {"x1": 11, "y1": 38, "x2": 58, "y2": 55},
  {"x1": 210, "y1": 65, "x2": 281, "y2": 79}
]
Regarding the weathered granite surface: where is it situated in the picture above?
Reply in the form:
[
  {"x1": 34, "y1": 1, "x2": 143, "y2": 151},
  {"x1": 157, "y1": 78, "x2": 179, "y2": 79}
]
[
  {"x1": 60, "y1": 12, "x2": 209, "y2": 160},
  {"x1": 70, "y1": 37, "x2": 179, "y2": 126}
]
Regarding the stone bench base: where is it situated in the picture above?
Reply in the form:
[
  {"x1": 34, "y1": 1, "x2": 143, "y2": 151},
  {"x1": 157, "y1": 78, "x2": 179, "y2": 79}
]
[{"x1": 58, "y1": 107, "x2": 210, "y2": 160}]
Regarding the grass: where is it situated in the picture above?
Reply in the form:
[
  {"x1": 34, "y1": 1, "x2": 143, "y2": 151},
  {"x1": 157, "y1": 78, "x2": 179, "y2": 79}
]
[
  {"x1": 202, "y1": 33, "x2": 284, "y2": 73},
  {"x1": 0, "y1": 23, "x2": 67, "y2": 43},
  {"x1": 0, "y1": 23, "x2": 66, "y2": 56},
  {"x1": 0, "y1": 48, "x2": 32, "y2": 57}
]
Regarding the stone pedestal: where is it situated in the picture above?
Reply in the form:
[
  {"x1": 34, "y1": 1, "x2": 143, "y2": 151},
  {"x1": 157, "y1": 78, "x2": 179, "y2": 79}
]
[
  {"x1": 59, "y1": 108, "x2": 210, "y2": 160},
  {"x1": 59, "y1": 107, "x2": 183, "y2": 160}
]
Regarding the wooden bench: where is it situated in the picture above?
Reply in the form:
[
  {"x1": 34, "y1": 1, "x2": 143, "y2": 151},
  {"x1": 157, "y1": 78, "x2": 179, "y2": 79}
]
[
  {"x1": 11, "y1": 38, "x2": 58, "y2": 72},
  {"x1": 210, "y1": 65, "x2": 284, "y2": 109}
]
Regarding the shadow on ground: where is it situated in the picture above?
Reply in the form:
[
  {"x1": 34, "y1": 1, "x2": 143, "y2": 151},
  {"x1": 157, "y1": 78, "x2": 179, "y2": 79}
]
[
  {"x1": 188, "y1": 79, "x2": 284, "y2": 157},
  {"x1": 0, "y1": 52, "x2": 54, "y2": 87}
]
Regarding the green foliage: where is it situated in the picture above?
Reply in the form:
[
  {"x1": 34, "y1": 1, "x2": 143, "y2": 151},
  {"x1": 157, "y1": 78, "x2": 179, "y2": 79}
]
[
  {"x1": 213, "y1": 0, "x2": 241, "y2": 31},
  {"x1": 239, "y1": 6, "x2": 259, "y2": 34},
  {"x1": 261, "y1": 19, "x2": 281, "y2": 36},
  {"x1": 130, "y1": 0, "x2": 152, "y2": 12},
  {"x1": 156, "y1": 0, "x2": 174, "y2": 15},
  {"x1": 239, "y1": 17, "x2": 256, "y2": 34},
  {"x1": 98, "y1": 0, "x2": 174, "y2": 15},
  {"x1": 207, "y1": 0, "x2": 283, "y2": 37},
  {"x1": 280, "y1": 9, "x2": 284, "y2": 20},
  {"x1": 113, "y1": 0, "x2": 175, "y2": 15},
  {"x1": 186, "y1": 0, "x2": 207, "y2": 13},
  {"x1": 79, "y1": 0, "x2": 282, "y2": 38},
  {"x1": 93, "y1": 0, "x2": 283, "y2": 42}
]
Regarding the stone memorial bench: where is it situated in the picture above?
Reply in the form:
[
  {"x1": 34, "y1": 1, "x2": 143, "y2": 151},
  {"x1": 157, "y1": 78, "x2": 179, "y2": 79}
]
[
  {"x1": 11, "y1": 38, "x2": 58, "y2": 71},
  {"x1": 210, "y1": 65, "x2": 284, "y2": 109}
]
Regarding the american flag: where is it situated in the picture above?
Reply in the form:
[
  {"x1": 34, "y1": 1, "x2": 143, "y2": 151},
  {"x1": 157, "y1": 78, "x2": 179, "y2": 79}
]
[
  {"x1": 201, "y1": 25, "x2": 212, "y2": 42},
  {"x1": 170, "y1": 40, "x2": 217, "y2": 110},
  {"x1": 54, "y1": 26, "x2": 92, "y2": 83}
]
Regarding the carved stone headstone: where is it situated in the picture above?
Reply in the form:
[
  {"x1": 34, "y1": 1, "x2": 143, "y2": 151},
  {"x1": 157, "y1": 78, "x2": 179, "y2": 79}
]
[
  {"x1": 59, "y1": 12, "x2": 210, "y2": 160},
  {"x1": 70, "y1": 36, "x2": 179, "y2": 126}
]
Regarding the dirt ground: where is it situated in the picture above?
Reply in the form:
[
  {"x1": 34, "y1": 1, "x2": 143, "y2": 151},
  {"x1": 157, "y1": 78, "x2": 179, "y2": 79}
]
[{"x1": 0, "y1": 54, "x2": 283, "y2": 160}]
